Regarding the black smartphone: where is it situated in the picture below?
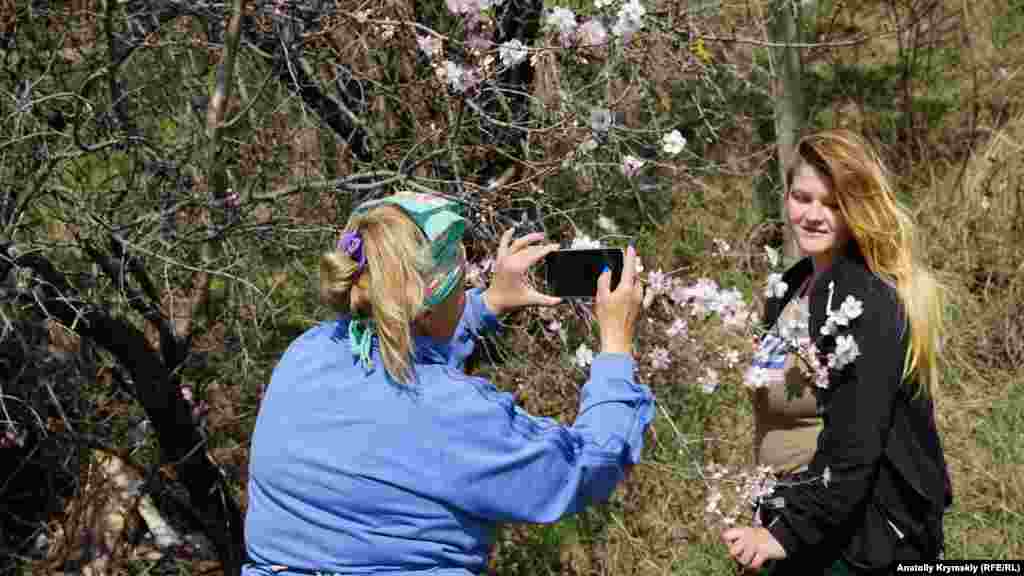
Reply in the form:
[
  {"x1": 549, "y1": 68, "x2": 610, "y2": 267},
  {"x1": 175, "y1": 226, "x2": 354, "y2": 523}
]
[{"x1": 544, "y1": 248, "x2": 624, "y2": 298}]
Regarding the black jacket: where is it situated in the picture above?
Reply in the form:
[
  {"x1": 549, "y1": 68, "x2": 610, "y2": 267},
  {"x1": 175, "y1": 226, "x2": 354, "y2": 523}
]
[{"x1": 760, "y1": 250, "x2": 952, "y2": 574}]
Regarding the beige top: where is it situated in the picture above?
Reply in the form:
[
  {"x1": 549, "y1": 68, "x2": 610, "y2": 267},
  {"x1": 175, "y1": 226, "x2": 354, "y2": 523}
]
[{"x1": 752, "y1": 295, "x2": 823, "y2": 474}]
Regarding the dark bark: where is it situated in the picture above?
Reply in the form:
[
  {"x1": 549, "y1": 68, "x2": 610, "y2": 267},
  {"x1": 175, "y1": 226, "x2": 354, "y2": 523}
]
[
  {"x1": 242, "y1": 15, "x2": 373, "y2": 161},
  {"x1": 473, "y1": 0, "x2": 543, "y2": 186},
  {"x1": 2, "y1": 246, "x2": 246, "y2": 576},
  {"x1": 108, "y1": 1, "x2": 373, "y2": 161}
]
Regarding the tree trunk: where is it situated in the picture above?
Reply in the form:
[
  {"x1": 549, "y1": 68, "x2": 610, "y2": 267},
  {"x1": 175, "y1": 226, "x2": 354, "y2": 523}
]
[
  {"x1": 5, "y1": 249, "x2": 247, "y2": 575},
  {"x1": 769, "y1": 0, "x2": 806, "y2": 261}
]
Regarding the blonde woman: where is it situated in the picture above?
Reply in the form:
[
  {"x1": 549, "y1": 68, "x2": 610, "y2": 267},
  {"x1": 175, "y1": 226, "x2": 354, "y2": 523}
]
[
  {"x1": 243, "y1": 192, "x2": 651, "y2": 576},
  {"x1": 724, "y1": 131, "x2": 952, "y2": 574}
]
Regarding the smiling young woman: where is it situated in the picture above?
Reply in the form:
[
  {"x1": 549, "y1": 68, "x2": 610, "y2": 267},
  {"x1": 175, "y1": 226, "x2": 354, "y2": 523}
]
[
  {"x1": 724, "y1": 130, "x2": 952, "y2": 575},
  {"x1": 786, "y1": 161, "x2": 853, "y2": 275}
]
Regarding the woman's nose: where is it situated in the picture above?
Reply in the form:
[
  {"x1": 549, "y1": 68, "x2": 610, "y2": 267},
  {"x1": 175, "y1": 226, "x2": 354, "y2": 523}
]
[{"x1": 804, "y1": 202, "x2": 825, "y2": 221}]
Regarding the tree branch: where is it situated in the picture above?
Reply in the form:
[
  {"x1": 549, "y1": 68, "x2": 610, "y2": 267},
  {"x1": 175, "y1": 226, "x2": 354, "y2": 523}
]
[{"x1": 5, "y1": 244, "x2": 245, "y2": 575}]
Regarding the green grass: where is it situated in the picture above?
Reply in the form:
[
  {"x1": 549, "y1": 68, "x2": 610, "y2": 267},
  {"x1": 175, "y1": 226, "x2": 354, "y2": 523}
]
[{"x1": 974, "y1": 379, "x2": 1024, "y2": 464}]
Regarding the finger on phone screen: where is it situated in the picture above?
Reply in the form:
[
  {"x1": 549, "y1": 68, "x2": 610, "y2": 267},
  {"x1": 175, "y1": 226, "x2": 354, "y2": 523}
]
[
  {"x1": 498, "y1": 228, "x2": 514, "y2": 260},
  {"x1": 621, "y1": 245, "x2": 636, "y2": 288},
  {"x1": 597, "y1": 265, "x2": 611, "y2": 297}
]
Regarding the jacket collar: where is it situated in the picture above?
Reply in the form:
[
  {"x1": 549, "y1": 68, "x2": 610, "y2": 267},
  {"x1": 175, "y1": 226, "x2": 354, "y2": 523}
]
[{"x1": 765, "y1": 244, "x2": 868, "y2": 330}]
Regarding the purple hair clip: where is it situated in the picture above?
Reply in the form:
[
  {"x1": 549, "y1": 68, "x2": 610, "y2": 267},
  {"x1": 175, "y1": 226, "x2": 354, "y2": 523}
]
[{"x1": 338, "y1": 230, "x2": 367, "y2": 270}]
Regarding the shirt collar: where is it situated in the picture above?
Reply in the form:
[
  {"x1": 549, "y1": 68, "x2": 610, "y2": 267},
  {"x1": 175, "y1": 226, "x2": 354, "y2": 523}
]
[{"x1": 334, "y1": 316, "x2": 451, "y2": 366}]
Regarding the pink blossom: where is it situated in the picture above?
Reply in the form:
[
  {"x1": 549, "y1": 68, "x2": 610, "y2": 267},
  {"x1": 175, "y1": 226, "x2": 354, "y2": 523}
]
[
  {"x1": 647, "y1": 269, "x2": 669, "y2": 294},
  {"x1": 648, "y1": 346, "x2": 670, "y2": 370},
  {"x1": 446, "y1": 0, "x2": 478, "y2": 14},
  {"x1": 545, "y1": 7, "x2": 578, "y2": 47},
  {"x1": 417, "y1": 35, "x2": 443, "y2": 59},
  {"x1": 621, "y1": 155, "x2": 645, "y2": 178},
  {"x1": 576, "y1": 19, "x2": 608, "y2": 48},
  {"x1": 666, "y1": 317, "x2": 688, "y2": 338}
]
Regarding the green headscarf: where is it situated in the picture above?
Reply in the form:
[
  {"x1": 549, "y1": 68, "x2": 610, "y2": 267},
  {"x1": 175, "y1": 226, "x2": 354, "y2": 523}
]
[{"x1": 342, "y1": 192, "x2": 467, "y2": 370}]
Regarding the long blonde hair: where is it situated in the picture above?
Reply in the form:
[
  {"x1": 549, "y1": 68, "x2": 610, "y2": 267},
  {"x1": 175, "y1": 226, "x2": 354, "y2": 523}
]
[
  {"x1": 787, "y1": 130, "x2": 946, "y2": 398},
  {"x1": 320, "y1": 206, "x2": 433, "y2": 386}
]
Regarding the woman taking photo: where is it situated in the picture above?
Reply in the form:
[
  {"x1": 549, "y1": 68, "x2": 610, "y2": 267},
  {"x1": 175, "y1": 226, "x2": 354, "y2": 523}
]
[
  {"x1": 724, "y1": 130, "x2": 952, "y2": 574},
  {"x1": 243, "y1": 192, "x2": 652, "y2": 575}
]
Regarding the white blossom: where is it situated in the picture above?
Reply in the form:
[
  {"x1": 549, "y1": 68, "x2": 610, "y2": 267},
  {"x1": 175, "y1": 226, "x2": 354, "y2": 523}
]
[
  {"x1": 545, "y1": 7, "x2": 578, "y2": 44},
  {"x1": 612, "y1": 0, "x2": 645, "y2": 38},
  {"x1": 765, "y1": 272, "x2": 788, "y2": 299},
  {"x1": 745, "y1": 366, "x2": 771, "y2": 389},
  {"x1": 574, "y1": 343, "x2": 594, "y2": 367},
  {"x1": 661, "y1": 129, "x2": 687, "y2": 155},
  {"x1": 839, "y1": 295, "x2": 864, "y2": 322},
  {"x1": 590, "y1": 108, "x2": 612, "y2": 132},
  {"x1": 499, "y1": 39, "x2": 528, "y2": 67},
  {"x1": 764, "y1": 245, "x2": 780, "y2": 268},
  {"x1": 710, "y1": 287, "x2": 744, "y2": 316},
  {"x1": 576, "y1": 19, "x2": 608, "y2": 47},
  {"x1": 699, "y1": 368, "x2": 720, "y2": 394},
  {"x1": 442, "y1": 60, "x2": 466, "y2": 92},
  {"x1": 831, "y1": 334, "x2": 861, "y2": 369},
  {"x1": 595, "y1": 0, "x2": 614, "y2": 7},
  {"x1": 822, "y1": 294, "x2": 864, "y2": 335},
  {"x1": 570, "y1": 234, "x2": 602, "y2": 249}
]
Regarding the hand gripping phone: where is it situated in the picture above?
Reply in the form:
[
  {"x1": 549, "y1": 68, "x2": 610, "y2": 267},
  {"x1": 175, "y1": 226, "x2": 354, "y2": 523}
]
[{"x1": 543, "y1": 248, "x2": 624, "y2": 298}]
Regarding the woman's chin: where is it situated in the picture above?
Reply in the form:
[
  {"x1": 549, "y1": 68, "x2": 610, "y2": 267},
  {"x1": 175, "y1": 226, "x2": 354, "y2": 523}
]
[{"x1": 797, "y1": 237, "x2": 834, "y2": 257}]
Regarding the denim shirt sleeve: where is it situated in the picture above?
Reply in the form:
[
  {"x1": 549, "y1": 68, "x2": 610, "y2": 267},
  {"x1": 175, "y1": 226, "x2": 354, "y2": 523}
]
[
  {"x1": 431, "y1": 353, "x2": 654, "y2": 524},
  {"x1": 447, "y1": 288, "x2": 501, "y2": 370}
]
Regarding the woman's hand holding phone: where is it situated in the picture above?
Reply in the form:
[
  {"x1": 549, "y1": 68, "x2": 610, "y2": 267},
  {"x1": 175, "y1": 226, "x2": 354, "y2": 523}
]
[
  {"x1": 482, "y1": 228, "x2": 562, "y2": 316},
  {"x1": 595, "y1": 245, "x2": 644, "y2": 356}
]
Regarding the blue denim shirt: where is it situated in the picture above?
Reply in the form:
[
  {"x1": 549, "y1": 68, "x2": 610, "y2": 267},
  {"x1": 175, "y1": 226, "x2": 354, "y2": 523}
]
[{"x1": 244, "y1": 289, "x2": 655, "y2": 575}]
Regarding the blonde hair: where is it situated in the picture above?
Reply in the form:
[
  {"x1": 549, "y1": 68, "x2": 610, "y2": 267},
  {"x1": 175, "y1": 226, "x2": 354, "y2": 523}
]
[
  {"x1": 320, "y1": 206, "x2": 433, "y2": 386},
  {"x1": 787, "y1": 130, "x2": 946, "y2": 398}
]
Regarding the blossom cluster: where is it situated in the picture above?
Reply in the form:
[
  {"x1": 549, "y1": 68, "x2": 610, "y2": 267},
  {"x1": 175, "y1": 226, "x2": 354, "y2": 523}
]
[
  {"x1": 749, "y1": 270, "x2": 865, "y2": 390},
  {"x1": 423, "y1": 0, "x2": 651, "y2": 95},
  {"x1": 544, "y1": 0, "x2": 644, "y2": 48},
  {"x1": 704, "y1": 462, "x2": 776, "y2": 527}
]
